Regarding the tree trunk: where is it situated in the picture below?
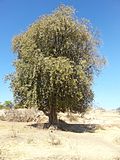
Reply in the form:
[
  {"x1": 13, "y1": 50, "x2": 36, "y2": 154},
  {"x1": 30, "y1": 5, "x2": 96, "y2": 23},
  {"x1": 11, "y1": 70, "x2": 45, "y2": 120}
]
[
  {"x1": 48, "y1": 84, "x2": 57, "y2": 126},
  {"x1": 49, "y1": 105, "x2": 57, "y2": 125}
]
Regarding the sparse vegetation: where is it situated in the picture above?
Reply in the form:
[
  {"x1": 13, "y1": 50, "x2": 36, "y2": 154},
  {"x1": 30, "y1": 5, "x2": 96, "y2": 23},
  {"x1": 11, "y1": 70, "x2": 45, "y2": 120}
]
[
  {"x1": 10, "y1": 125, "x2": 18, "y2": 138},
  {"x1": 0, "y1": 109, "x2": 119, "y2": 160},
  {"x1": 48, "y1": 128, "x2": 61, "y2": 145},
  {"x1": 3, "y1": 108, "x2": 37, "y2": 122},
  {"x1": 3, "y1": 101, "x2": 13, "y2": 108},
  {"x1": 66, "y1": 112, "x2": 78, "y2": 122},
  {"x1": 0, "y1": 104, "x2": 4, "y2": 110}
]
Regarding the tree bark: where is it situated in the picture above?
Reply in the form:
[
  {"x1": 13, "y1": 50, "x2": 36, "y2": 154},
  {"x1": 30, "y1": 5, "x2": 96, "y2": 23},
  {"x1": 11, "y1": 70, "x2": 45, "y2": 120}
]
[
  {"x1": 48, "y1": 89, "x2": 57, "y2": 126},
  {"x1": 49, "y1": 105, "x2": 57, "y2": 125}
]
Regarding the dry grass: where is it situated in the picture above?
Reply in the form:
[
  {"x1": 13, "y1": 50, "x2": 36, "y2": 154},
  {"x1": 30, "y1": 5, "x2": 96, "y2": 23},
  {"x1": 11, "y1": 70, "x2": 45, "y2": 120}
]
[
  {"x1": 0, "y1": 108, "x2": 47, "y2": 123},
  {"x1": 66, "y1": 112, "x2": 78, "y2": 122},
  {"x1": 0, "y1": 109, "x2": 120, "y2": 160}
]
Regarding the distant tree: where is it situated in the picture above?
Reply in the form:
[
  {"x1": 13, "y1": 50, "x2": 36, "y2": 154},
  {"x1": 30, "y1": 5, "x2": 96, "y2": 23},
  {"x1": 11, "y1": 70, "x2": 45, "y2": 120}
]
[
  {"x1": 116, "y1": 107, "x2": 120, "y2": 114},
  {"x1": 0, "y1": 102, "x2": 4, "y2": 109},
  {"x1": 4, "y1": 101, "x2": 13, "y2": 109},
  {"x1": 10, "y1": 5, "x2": 105, "y2": 126},
  {"x1": 117, "y1": 107, "x2": 120, "y2": 110}
]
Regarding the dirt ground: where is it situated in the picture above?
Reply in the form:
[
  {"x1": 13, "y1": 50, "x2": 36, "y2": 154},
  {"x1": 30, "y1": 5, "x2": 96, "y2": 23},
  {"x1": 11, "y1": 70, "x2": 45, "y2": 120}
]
[{"x1": 0, "y1": 109, "x2": 120, "y2": 160}]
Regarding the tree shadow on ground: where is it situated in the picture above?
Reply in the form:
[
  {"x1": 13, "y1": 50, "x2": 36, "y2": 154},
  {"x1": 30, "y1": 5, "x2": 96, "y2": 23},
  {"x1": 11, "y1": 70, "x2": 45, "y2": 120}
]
[{"x1": 29, "y1": 120, "x2": 103, "y2": 133}]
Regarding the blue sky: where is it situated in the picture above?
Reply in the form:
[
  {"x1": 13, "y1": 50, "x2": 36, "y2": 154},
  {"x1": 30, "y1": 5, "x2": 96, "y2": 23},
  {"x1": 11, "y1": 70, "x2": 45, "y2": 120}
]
[{"x1": 0, "y1": 0, "x2": 120, "y2": 109}]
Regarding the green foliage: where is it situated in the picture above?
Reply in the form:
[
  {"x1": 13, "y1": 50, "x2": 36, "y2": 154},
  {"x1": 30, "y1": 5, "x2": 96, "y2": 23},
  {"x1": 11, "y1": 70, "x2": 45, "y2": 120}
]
[
  {"x1": 14, "y1": 104, "x2": 23, "y2": 109},
  {"x1": 4, "y1": 101, "x2": 13, "y2": 107},
  {"x1": 0, "y1": 103, "x2": 4, "y2": 109},
  {"x1": 9, "y1": 5, "x2": 105, "y2": 123}
]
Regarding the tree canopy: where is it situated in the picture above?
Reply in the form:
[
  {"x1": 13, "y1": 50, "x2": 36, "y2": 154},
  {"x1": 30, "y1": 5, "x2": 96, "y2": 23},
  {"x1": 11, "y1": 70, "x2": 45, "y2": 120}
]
[{"x1": 10, "y1": 5, "x2": 105, "y2": 125}]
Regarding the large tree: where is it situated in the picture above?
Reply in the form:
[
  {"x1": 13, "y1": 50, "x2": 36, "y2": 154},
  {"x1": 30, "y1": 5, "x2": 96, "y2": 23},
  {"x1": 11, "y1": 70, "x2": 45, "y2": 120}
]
[{"x1": 10, "y1": 5, "x2": 105, "y2": 125}]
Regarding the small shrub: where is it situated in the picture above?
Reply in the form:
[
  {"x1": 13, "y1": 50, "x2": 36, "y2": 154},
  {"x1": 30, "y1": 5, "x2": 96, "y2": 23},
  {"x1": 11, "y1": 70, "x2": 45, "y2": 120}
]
[
  {"x1": 0, "y1": 105, "x2": 4, "y2": 110},
  {"x1": 11, "y1": 125, "x2": 17, "y2": 138},
  {"x1": 48, "y1": 126, "x2": 61, "y2": 145},
  {"x1": 5, "y1": 108, "x2": 37, "y2": 122}
]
